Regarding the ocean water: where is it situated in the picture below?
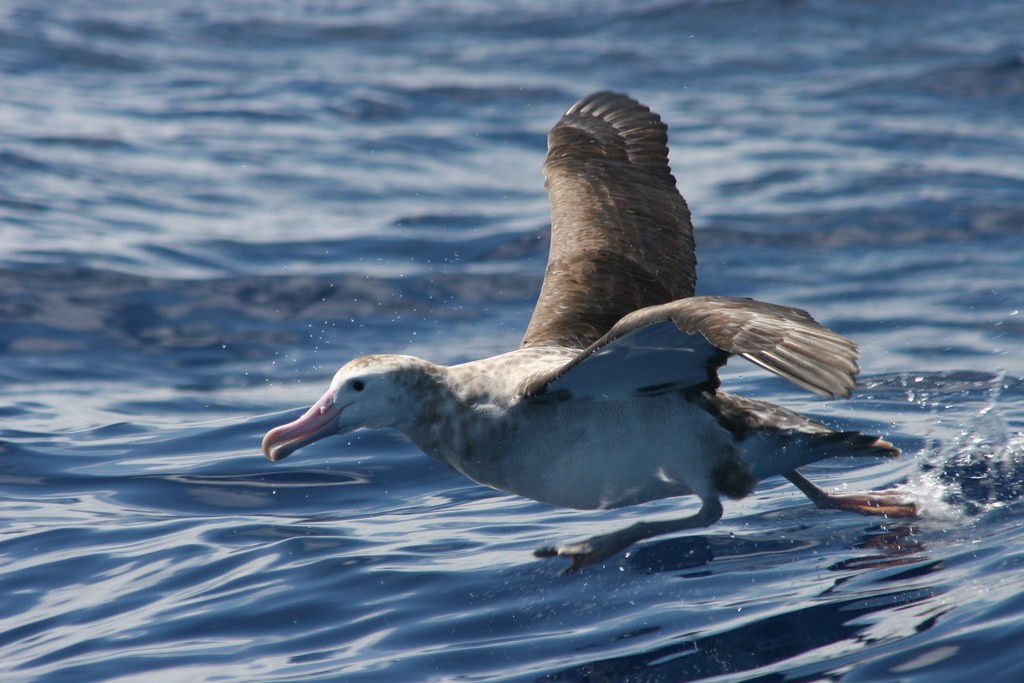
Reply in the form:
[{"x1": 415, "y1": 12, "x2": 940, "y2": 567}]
[{"x1": 3, "y1": 0, "x2": 1024, "y2": 680}]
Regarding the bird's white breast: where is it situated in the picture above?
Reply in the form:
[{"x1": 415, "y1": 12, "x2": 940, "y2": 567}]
[{"x1": 441, "y1": 391, "x2": 733, "y2": 510}]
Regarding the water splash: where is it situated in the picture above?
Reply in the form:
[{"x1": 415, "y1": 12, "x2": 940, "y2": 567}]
[{"x1": 907, "y1": 371, "x2": 1024, "y2": 519}]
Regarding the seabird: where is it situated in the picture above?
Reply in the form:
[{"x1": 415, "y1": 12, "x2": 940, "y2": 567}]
[{"x1": 262, "y1": 92, "x2": 916, "y2": 573}]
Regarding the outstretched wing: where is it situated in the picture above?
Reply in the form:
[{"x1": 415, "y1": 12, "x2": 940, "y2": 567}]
[
  {"x1": 521, "y1": 296, "x2": 860, "y2": 400},
  {"x1": 521, "y1": 92, "x2": 696, "y2": 350}
]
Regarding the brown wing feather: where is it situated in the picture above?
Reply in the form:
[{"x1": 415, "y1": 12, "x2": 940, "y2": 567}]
[
  {"x1": 523, "y1": 296, "x2": 860, "y2": 399},
  {"x1": 664, "y1": 297, "x2": 860, "y2": 397},
  {"x1": 521, "y1": 92, "x2": 696, "y2": 350}
]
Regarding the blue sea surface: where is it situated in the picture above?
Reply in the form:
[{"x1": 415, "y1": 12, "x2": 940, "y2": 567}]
[{"x1": 3, "y1": 1, "x2": 1024, "y2": 680}]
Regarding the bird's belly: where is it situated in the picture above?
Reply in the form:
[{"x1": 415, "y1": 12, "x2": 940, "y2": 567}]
[
  {"x1": 453, "y1": 396, "x2": 729, "y2": 511},
  {"x1": 512, "y1": 456, "x2": 692, "y2": 510}
]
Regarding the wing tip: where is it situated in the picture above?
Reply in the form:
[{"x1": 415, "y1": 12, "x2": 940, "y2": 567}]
[{"x1": 741, "y1": 351, "x2": 858, "y2": 400}]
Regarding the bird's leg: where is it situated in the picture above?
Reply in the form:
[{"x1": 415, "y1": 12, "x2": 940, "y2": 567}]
[
  {"x1": 784, "y1": 470, "x2": 917, "y2": 518},
  {"x1": 535, "y1": 498, "x2": 723, "y2": 574}
]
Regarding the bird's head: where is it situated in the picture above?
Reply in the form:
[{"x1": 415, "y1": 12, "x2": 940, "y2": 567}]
[{"x1": 261, "y1": 354, "x2": 435, "y2": 462}]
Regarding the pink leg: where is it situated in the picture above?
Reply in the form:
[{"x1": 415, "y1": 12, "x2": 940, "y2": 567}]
[{"x1": 785, "y1": 470, "x2": 917, "y2": 517}]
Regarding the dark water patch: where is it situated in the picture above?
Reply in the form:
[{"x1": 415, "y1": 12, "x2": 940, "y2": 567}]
[
  {"x1": 28, "y1": 134, "x2": 135, "y2": 152},
  {"x1": 541, "y1": 588, "x2": 941, "y2": 682},
  {"x1": 0, "y1": 28, "x2": 150, "y2": 74},
  {"x1": 698, "y1": 207, "x2": 1024, "y2": 249},
  {"x1": 0, "y1": 196, "x2": 49, "y2": 212},
  {"x1": 389, "y1": 212, "x2": 496, "y2": 230},
  {"x1": 329, "y1": 92, "x2": 412, "y2": 122},
  {"x1": 626, "y1": 533, "x2": 813, "y2": 574},
  {"x1": 129, "y1": 105, "x2": 312, "y2": 124},
  {"x1": 906, "y1": 51, "x2": 1024, "y2": 103},
  {"x1": 403, "y1": 83, "x2": 573, "y2": 113},
  {"x1": 0, "y1": 149, "x2": 51, "y2": 174},
  {"x1": 110, "y1": 396, "x2": 270, "y2": 417},
  {"x1": 105, "y1": 470, "x2": 374, "y2": 515},
  {"x1": 195, "y1": 17, "x2": 406, "y2": 48},
  {"x1": 203, "y1": 229, "x2": 545, "y2": 273},
  {"x1": 69, "y1": 18, "x2": 158, "y2": 42},
  {"x1": 868, "y1": 371, "x2": 1022, "y2": 400}
]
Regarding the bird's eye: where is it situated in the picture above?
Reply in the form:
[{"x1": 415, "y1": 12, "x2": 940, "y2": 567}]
[{"x1": 351, "y1": 380, "x2": 365, "y2": 392}]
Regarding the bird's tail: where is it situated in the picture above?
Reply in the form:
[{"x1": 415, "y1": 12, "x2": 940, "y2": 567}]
[
  {"x1": 704, "y1": 392, "x2": 899, "y2": 482},
  {"x1": 747, "y1": 430, "x2": 899, "y2": 481}
]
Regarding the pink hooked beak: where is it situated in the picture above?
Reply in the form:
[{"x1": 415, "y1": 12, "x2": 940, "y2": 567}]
[{"x1": 262, "y1": 389, "x2": 341, "y2": 462}]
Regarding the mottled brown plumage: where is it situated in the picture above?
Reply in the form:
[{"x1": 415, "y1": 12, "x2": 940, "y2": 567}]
[{"x1": 522, "y1": 92, "x2": 696, "y2": 350}]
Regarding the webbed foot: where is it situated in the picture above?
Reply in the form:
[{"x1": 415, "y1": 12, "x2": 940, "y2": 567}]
[
  {"x1": 534, "y1": 539, "x2": 624, "y2": 575},
  {"x1": 817, "y1": 490, "x2": 918, "y2": 517},
  {"x1": 785, "y1": 471, "x2": 918, "y2": 518}
]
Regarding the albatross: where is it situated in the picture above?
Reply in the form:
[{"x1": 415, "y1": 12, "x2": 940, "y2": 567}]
[{"x1": 262, "y1": 91, "x2": 916, "y2": 573}]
